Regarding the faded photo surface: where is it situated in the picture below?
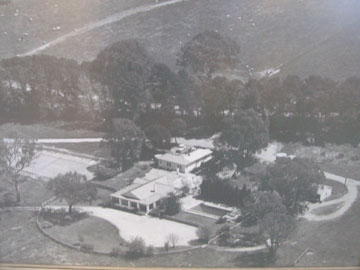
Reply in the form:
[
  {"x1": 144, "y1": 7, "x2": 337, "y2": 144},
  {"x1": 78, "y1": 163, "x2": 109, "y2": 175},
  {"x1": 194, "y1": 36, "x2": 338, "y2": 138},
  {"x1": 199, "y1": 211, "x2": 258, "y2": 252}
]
[{"x1": 0, "y1": 0, "x2": 360, "y2": 268}]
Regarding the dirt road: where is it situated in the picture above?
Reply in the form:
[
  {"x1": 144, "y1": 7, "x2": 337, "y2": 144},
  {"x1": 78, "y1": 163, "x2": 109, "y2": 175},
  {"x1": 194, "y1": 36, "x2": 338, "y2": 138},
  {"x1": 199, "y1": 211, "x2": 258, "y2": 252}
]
[{"x1": 17, "y1": 0, "x2": 189, "y2": 57}]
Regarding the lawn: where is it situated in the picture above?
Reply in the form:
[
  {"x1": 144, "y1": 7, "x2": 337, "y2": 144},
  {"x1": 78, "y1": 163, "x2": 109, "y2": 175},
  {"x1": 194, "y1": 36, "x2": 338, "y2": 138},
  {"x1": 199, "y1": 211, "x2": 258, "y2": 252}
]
[
  {"x1": 311, "y1": 201, "x2": 344, "y2": 216},
  {"x1": 323, "y1": 178, "x2": 347, "y2": 202},
  {"x1": 277, "y1": 187, "x2": 360, "y2": 267},
  {"x1": 320, "y1": 162, "x2": 360, "y2": 181},
  {"x1": 42, "y1": 215, "x2": 126, "y2": 253},
  {"x1": 0, "y1": 210, "x2": 39, "y2": 260},
  {"x1": 282, "y1": 142, "x2": 360, "y2": 181},
  {"x1": 0, "y1": 210, "x2": 269, "y2": 267},
  {"x1": 0, "y1": 177, "x2": 53, "y2": 207},
  {"x1": 0, "y1": 122, "x2": 104, "y2": 139}
]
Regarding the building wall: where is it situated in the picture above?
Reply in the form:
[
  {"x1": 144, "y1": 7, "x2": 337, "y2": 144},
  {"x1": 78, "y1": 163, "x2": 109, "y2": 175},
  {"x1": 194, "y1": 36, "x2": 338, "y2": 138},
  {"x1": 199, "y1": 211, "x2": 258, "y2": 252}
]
[
  {"x1": 157, "y1": 154, "x2": 212, "y2": 173},
  {"x1": 184, "y1": 154, "x2": 212, "y2": 173},
  {"x1": 158, "y1": 159, "x2": 185, "y2": 173},
  {"x1": 111, "y1": 196, "x2": 158, "y2": 214}
]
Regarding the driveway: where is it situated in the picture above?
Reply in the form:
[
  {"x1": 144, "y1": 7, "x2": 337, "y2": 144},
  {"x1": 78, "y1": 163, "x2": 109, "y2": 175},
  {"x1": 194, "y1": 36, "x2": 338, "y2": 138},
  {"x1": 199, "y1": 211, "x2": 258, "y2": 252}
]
[
  {"x1": 257, "y1": 142, "x2": 360, "y2": 222},
  {"x1": 79, "y1": 207, "x2": 197, "y2": 247}
]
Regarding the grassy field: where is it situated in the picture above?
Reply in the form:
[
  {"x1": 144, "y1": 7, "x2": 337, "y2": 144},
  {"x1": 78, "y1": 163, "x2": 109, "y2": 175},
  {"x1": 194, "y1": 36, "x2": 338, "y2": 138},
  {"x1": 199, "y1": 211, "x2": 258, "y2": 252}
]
[
  {"x1": 311, "y1": 201, "x2": 344, "y2": 216},
  {"x1": 0, "y1": 0, "x2": 152, "y2": 59},
  {"x1": 0, "y1": 177, "x2": 53, "y2": 206},
  {"x1": 2, "y1": 193, "x2": 360, "y2": 268},
  {"x1": 277, "y1": 187, "x2": 360, "y2": 267},
  {"x1": 323, "y1": 179, "x2": 347, "y2": 201},
  {"x1": 0, "y1": 210, "x2": 262, "y2": 267},
  {"x1": 320, "y1": 162, "x2": 360, "y2": 181},
  {"x1": 43, "y1": 216, "x2": 126, "y2": 253},
  {"x1": 2, "y1": 0, "x2": 360, "y2": 80},
  {"x1": 282, "y1": 142, "x2": 360, "y2": 181},
  {"x1": 0, "y1": 122, "x2": 104, "y2": 139}
]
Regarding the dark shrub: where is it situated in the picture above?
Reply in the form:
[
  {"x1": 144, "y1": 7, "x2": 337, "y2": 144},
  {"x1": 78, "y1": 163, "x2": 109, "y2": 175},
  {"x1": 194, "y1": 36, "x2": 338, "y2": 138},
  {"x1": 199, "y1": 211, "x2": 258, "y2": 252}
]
[
  {"x1": 126, "y1": 237, "x2": 146, "y2": 259},
  {"x1": 93, "y1": 164, "x2": 120, "y2": 180},
  {"x1": 196, "y1": 225, "x2": 212, "y2": 243}
]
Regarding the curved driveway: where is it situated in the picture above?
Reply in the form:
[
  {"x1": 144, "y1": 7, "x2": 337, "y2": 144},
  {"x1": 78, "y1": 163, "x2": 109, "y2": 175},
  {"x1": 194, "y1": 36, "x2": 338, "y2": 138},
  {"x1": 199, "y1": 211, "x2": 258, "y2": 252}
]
[{"x1": 302, "y1": 172, "x2": 359, "y2": 221}]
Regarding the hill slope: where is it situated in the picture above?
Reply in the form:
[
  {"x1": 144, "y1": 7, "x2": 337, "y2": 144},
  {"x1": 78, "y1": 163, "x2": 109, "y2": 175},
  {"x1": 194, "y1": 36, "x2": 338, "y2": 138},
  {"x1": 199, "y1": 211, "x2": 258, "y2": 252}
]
[{"x1": 1, "y1": 0, "x2": 360, "y2": 80}]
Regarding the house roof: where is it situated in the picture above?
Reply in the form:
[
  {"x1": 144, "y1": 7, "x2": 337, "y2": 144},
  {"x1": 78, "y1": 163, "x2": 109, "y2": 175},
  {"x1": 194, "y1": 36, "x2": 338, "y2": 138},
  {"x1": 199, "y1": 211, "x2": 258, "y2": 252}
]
[
  {"x1": 110, "y1": 168, "x2": 197, "y2": 205},
  {"x1": 155, "y1": 148, "x2": 212, "y2": 166}
]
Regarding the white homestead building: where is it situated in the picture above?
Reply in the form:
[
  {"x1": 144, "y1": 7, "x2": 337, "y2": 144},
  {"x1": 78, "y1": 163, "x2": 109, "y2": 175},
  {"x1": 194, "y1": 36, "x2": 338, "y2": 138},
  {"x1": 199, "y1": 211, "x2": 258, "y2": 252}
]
[
  {"x1": 155, "y1": 145, "x2": 212, "y2": 173},
  {"x1": 110, "y1": 168, "x2": 201, "y2": 214}
]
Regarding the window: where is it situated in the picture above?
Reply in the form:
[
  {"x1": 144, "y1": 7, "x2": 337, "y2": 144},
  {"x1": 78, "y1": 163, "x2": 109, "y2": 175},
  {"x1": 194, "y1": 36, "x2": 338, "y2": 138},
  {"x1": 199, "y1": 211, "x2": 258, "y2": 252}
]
[
  {"x1": 149, "y1": 203, "x2": 154, "y2": 210},
  {"x1": 130, "y1": 202, "x2": 137, "y2": 208},
  {"x1": 121, "y1": 199, "x2": 128, "y2": 206}
]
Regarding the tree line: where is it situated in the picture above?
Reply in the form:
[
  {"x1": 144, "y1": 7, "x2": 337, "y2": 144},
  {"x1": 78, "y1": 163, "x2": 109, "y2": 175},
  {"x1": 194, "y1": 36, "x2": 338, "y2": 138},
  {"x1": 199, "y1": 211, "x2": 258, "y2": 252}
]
[{"x1": 1, "y1": 31, "x2": 359, "y2": 146}]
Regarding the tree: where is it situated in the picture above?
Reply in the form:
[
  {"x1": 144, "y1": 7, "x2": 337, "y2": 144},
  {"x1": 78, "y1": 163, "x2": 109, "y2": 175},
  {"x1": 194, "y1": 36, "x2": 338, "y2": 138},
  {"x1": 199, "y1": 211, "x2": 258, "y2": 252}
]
[
  {"x1": 250, "y1": 191, "x2": 285, "y2": 221},
  {"x1": 166, "y1": 233, "x2": 179, "y2": 248},
  {"x1": 0, "y1": 132, "x2": 35, "y2": 202},
  {"x1": 177, "y1": 31, "x2": 241, "y2": 80},
  {"x1": 196, "y1": 225, "x2": 212, "y2": 243},
  {"x1": 260, "y1": 209, "x2": 294, "y2": 262},
  {"x1": 198, "y1": 177, "x2": 250, "y2": 207},
  {"x1": 260, "y1": 157, "x2": 325, "y2": 216},
  {"x1": 145, "y1": 124, "x2": 171, "y2": 149},
  {"x1": 217, "y1": 109, "x2": 269, "y2": 167},
  {"x1": 145, "y1": 63, "x2": 182, "y2": 108},
  {"x1": 248, "y1": 191, "x2": 294, "y2": 261},
  {"x1": 89, "y1": 40, "x2": 154, "y2": 116},
  {"x1": 170, "y1": 118, "x2": 187, "y2": 143},
  {"x1": 160, "y1": 192, "x2": 181, "y2": 215},
  {"x1": 47, "y1": 172, "x2": 97, "y2": 214},
  {"x1": 104, "y1": 118, "x2": 145, "y2": 170}
]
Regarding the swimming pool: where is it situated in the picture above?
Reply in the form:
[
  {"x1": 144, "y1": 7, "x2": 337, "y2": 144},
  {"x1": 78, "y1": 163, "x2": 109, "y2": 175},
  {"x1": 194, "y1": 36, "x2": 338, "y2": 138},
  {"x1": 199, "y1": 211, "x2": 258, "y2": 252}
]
[{"x1": 190, "y1": 203, "x2": 231, "y2": 217}]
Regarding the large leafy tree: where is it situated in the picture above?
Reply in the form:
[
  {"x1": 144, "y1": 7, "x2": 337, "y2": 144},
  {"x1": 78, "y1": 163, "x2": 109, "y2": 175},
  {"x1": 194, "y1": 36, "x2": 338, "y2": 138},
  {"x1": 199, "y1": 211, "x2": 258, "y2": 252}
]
[
  {"x1": 260, "y1": 157, "x2": 325, "y2": 216},
  {"x1": 170, "y1": 118, "x2": 187, "y2": 143},
  {"x1": 90, "y1": 40, "x2": 154, "y2": 116},
  {"x1": 249, "y1": 191, "x2": 294, "y2": 261},
  {"x1": 0, "y1": 55, "x2": 106, "y2": 122},
  {"x1": 104, "y1": 118, "x2": 145, "y2": 170},
  {"x1": 144, "y1": 63, "x2": 182, "y2": 108},
  {"x1": 0, "y1": 132, "x2": 35, "y2": 202},
  {"x1": 217, "y1": 109, "x2": 269, "y2": 167},
  {"x1": 145, "y1": 124, "x2": 171, "y2": 149},
  {"x1": 48, "y1": 172, "x2": 97, "y2": 214},
  {"x1": 161, "y1": 192, "x2": 181, "y2": 216},
  {"x1": 177, "y1": 31, "x2": 241, "y2": 80},
  {"x1": 198, "y1": 177, "x2": 250, "y2": 207}
]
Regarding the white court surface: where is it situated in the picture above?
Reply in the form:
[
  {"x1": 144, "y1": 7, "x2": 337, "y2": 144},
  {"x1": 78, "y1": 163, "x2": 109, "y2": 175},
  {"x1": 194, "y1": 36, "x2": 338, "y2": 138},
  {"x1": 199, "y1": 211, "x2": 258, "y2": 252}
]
[
  {"x1": 23, "y1": 150, "x2": 97, "y2": 180},
  {"x1": 80, "y1": 207, "x2": 197, "y2": 247}
]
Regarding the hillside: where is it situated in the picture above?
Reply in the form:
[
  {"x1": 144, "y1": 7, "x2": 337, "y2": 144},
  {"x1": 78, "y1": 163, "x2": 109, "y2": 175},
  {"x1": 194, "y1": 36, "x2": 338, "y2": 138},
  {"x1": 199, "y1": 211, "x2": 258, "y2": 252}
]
[{"x1": 1, "y1": 0, "x2": 360, "y2": 80}]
